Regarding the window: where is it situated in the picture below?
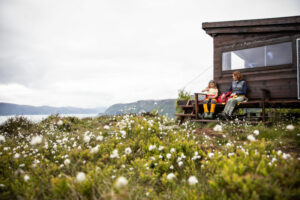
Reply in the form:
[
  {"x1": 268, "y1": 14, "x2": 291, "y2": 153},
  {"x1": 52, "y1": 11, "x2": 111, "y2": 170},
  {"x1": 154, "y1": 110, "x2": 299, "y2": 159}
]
[{"x1": 222, "y1": 42, "x2": 292, "y2": 71}]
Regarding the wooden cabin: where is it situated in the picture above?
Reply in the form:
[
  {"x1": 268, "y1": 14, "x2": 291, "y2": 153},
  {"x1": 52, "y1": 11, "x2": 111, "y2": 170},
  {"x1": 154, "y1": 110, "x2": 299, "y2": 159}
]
[{"x1": 176, "y1": 15, "x2": 300, "y2": 123}]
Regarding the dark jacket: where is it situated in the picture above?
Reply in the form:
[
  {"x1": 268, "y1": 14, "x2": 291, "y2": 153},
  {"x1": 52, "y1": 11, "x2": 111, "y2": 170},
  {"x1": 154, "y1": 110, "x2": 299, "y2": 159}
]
[{"x1": 227, "y1": 80, "x2": 247, "y2": 95}]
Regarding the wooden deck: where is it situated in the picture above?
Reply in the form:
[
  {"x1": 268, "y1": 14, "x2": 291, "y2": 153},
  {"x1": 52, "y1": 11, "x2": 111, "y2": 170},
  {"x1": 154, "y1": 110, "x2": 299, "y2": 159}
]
[{"x1": 175, "y1": 93, "x2": 300, "y2": 124}]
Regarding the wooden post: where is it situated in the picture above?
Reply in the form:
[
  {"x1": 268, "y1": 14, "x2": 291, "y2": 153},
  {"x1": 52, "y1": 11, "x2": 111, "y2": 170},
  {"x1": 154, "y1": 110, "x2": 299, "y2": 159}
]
[
  {"x1": 262, "y1": 101, "x2": 265, "y2": 123},
  {"x1": 195, "y1": 93, "x2": 199, "y2": 119}
]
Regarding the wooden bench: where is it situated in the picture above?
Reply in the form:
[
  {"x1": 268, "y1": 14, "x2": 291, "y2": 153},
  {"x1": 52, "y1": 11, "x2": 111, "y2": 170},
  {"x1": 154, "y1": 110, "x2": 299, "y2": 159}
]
[{"x1": 175, "y1": 92, "x2": 300, "y2": 124}]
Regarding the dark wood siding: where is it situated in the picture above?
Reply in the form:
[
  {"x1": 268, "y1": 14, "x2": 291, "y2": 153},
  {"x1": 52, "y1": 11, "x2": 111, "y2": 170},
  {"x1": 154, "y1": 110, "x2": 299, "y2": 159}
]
[{"x1": 203, "y1": 16, "x2": 300, "y2": 101}]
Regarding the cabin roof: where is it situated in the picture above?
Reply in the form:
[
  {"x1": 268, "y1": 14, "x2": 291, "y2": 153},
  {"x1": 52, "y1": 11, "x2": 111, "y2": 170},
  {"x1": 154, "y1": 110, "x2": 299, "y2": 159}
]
[{"x1": 202, "y1": 15, "x2": 300, "y2": 36}]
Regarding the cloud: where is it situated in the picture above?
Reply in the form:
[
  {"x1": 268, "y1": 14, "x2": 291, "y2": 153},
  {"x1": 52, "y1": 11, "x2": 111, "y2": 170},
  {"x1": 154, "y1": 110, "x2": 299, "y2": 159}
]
[{"x1": 0, "y1": 0, "x2": 299, "y2": 107}]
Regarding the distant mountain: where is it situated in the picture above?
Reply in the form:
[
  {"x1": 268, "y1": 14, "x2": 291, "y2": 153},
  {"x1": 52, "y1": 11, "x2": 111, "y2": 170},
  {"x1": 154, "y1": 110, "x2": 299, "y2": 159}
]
[
  {"x1": 0, "y1": 102, "x2": 106, "y2": 116},
  {"x1": 104, "y1": 99, "x2": 176, "y2": 118}
]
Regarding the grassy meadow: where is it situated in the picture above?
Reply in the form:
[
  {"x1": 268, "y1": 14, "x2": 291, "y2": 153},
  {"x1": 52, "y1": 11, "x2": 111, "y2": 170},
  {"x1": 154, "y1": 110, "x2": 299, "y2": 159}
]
[{"x1": 0, "y1": 113, "x2": 299, "y2": 199}]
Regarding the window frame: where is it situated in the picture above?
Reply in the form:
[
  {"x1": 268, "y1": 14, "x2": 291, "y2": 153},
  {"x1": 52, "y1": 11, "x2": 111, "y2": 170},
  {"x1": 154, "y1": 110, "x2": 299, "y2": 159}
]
[
  {"x1": 297, "y1": 38, "x2": 300, "y2": 99},
  {"x1": 220, "y1": 37, "x2": 294, "y2": 74}
]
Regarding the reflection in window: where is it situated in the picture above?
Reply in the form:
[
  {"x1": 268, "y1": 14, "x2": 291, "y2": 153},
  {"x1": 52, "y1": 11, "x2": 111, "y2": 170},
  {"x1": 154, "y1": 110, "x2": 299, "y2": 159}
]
[{"x1": 222, "y1": 42, "x2": 292, "y2": 71}]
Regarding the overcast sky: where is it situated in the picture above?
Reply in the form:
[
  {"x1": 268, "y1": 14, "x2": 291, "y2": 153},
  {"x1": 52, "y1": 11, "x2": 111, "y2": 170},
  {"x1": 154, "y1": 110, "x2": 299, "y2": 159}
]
[{"x1": 0, "y1": 0, "x2": 299, "y2": 108}]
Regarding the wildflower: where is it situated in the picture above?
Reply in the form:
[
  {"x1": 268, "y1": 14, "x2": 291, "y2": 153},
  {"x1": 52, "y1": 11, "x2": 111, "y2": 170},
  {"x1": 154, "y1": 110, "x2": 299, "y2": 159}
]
[
  {"x1": 170, "y1": 148, "x2": 175, "y2": 153},
  {"x1": 91, "y1": 145, "x2": 99, "y2": 154},
  {"x1": 19, "y1": 163, "x2": 25, "y2": 168},
  {"x1": 253, "y1": 130, "x2": 260, "y2": 135},
  {"x1": 149, "y1": 145, "x2": 156, "y2": 151},
  {"x1": 104, "y1": 125, "x2": 110, "y2": 130},
  {"x1": 286, "y1": 124, "x2": 295, "y2": 131},
  {"x1": 110, "y1": 149, "x2": 119, "y2": 158},
  {"x1": 0, "y1": 135, "x2": 5, "y2": 142},
  {"x1": 208, "y1": 152, "x2": 214, "y2": 158},
  {"x1": 277, "y1": 150, "x2": 282, "y2": 156},
  {"x1": 228, "y1": 152, "x2": 235, "y2": 157},
  {"x1": 188, "y1": 176, "x2": 198, "y2": 185},
  {"x1": 96, "y1": 135, "x2": 103, "y2": 141},
  {"x1": 178, "y1": 161, "x2": 183, "y2": 167},
  {"x1": 83, "y1": 135, "x2": 90, "y2": 143},
  {"x1": 24, "y1": 175, "x2": 30, "y2": 181},
  {"x1": 213, "y1": 124, "x2": 223, "y2": 132},
  {"x1": 30, "y1": 135, "x2": 43, "y2": 145},
  {"x1": 57, "y1": 120, "x2": 63, "y2": 126},
  {"x1": 158, "y1": 146, "x2": 164, "y2": 151},
  {"x1": 76, "y1": 172, "x2": 86, "y2": 182},
  {"x1": 115, "y1": 176, "x2": 128, "y2": 188},
  {"x1": 167, "y1": 173, "x2": 175, "y2": 180},
  {"x1": 14, "y1": 153, "x2": 20, "y2": 159},
  {"x1": 124, "y1": 147, "x2": 132, "y2": 155},
  {"x1": 226, "y1": 142, "x2": 232, "y2": 147},
  {"x1": 120, "y1": 130, "x2": 126, "y2": 138},
  {"x1": 247, "y1": 134, "x2": 256, "y2": 142},
  {"x1": 282, "y1": 153, "x2": 291, "y2": 160},
  {"x1": 64, "y1": 159, "x2": 71, "y2": 166},
  {"x1": 166, "y1": 153, "x2": 172, "y2": 159}
]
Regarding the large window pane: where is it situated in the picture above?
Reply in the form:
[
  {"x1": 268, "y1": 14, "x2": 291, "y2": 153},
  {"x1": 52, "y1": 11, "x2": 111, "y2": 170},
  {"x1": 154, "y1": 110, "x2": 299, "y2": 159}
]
[{"x1": 222, "y1": 42, "x2": 292, "y2": 71}]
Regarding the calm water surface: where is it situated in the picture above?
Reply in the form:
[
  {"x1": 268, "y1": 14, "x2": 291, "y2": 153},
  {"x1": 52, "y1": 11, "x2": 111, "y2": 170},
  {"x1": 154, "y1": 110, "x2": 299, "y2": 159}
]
[{"x1": 0, "y1": 114, "x2": 99, "y2": 125}]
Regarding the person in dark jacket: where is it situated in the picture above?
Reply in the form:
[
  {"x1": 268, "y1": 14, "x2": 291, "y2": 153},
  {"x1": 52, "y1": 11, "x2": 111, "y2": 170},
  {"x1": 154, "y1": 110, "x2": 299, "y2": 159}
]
[{"x1": 220, "y1": 71, "x2": 247, "y2": 119}]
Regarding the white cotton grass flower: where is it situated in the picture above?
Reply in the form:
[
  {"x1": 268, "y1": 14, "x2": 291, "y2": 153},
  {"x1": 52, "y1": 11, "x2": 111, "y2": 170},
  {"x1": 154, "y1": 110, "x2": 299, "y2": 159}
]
[
  {"x1": 253, "y1": 130, "x2": 260, "y2": 136},
  {"x1": 208, "y1": 152, "x2": 214, "y2": 158},
  {"x1": 149, "y1": 145, "x2": 156, "y2": 151},
  {"x1": 166, "y1": 153, "x2": 172, "y2": 159},
  {"x1": 188, "y1": 176, "x2": 198, "y2": 185},
  {"x1": 213, "y1": 124, "x2": 223, "y2": 132},
  {"x1": 0, "y1": 135, "x2": 5, "y2": 142},
  {"x1": 282, "y1": 153, "x2": 291, "y2": 160},
  {"x1": 30, "y1": 135, "x2": 43, "y2": 145},
  {"x1": 178, "y1": 161, "x2": 183, "y2": 167},
  {"x1": 124, "y1": 147, "x2": 132, "y2": 155},
  {"x1": 170, "y1": 148, "x2": 175, "y2": 153},
  {"x1": 83, "y1": 135, "x2": 91, "y2": 143},
  {"x1": 158, "y1": 146, "x2": 164, "y2": 151},
  {"x1": 120, "y1": 130, "x2": 126, "y2": 138},
  {"x1": 286, "y1": 124, "x2": 295, "y2": 131},
  {"x1": 277, "y1": 150, "x2": 282, "y2": 156},
  {"x1": 104, "y1": 125, "x2": 110, "y2": 130},
  {"x1": 76, "y1": 172, "x2": 86, "y2": 182},
  {"x1": 167, "y1": 173, "x2": 175, "y2": 180},
  {"x1": 64, "y1": 159, "x2": 71, "y2": 166},
  {"x1": 115, "y1": 176, "x2": 128, "y2": 188},
  {"x1": 57, "y1": 120, "x2": 63, "y2": 126},
  {"x1": 24, "y1": 175, "x2": 30, "y2": 181},
  {"x1": 96, "y1": 135, "x2": 103, "y2": 141},
  {"x1": 247, "y1": 134, "x2": 256, "y2": 142},
  {"x1": 91, "y1": 145, "x2": 99, "y2": 154},
  {"x1": 14, "y1": 153, "x2": 20, "y2": 159},
  {"x1": 110, "y1": 149, "x2": 119, "y2": 158}
]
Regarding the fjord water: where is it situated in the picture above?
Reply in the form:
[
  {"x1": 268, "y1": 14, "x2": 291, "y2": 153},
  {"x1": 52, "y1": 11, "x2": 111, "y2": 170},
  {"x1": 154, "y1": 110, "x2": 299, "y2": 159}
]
[{"x1": 0, "y1": 113, "x2": 100, "y2": 125}]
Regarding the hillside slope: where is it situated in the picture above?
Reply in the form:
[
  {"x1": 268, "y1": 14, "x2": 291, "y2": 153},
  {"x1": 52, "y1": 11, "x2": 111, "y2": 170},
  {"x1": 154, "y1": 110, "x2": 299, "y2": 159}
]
[
  {"x1": 0, "y1": 102, "x2": 106, "y2": 115},
  {"x1": 104, "y1": 99, "x2": 176, "y2": 118}
]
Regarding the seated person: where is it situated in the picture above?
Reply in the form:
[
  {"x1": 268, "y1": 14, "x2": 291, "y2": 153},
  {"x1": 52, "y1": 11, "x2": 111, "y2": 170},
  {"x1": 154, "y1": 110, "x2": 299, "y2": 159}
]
[
  {"x1": 220, "y1": 71, "x2": 247, "y2": 119},
  {"x1": 201, "y1": 80, "x2": 218, "y2": 119}
]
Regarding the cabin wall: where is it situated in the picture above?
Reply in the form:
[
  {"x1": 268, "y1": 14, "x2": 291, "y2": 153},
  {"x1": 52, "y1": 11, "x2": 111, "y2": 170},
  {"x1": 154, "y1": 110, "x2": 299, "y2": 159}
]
[{"x1": 213, "y1": 32, "x2": 300, "y2": 100}]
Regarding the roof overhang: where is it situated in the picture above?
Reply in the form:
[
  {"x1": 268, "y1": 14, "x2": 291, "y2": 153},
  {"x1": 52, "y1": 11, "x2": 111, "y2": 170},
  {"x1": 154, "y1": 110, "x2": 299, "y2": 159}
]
[{"x1": 202, "y1": 15, "x2": 300, "y2": 37}]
